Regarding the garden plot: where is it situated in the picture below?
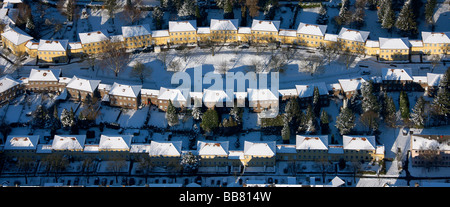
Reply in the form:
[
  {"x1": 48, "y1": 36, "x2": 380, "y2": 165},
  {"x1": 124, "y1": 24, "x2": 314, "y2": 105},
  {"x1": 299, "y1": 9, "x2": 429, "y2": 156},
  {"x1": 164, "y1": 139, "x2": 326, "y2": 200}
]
[
  {"x1": 117, "y1": 106, "x2": 149, "y2": 128},
  {"x1": 95, "y1": 106, "x2": 121, "y2": 124}
]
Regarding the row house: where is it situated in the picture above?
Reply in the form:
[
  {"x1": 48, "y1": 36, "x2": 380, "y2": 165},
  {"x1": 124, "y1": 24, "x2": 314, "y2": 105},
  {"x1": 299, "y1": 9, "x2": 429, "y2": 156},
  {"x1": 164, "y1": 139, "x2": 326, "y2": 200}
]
[
  {"x1": 3, "y1": 135, "x2": 40, "y2": 160},
  {"x1": 337, "y1": 27, "x2": 369, "y2": 53},
  {"x1": 378, "y1": 37, "x2": 411, "y2": 62},
  {"x1": 295, "y1": 82, "x2": 329, "y2": 107},
  {"x1": 36, "y1": 39, "x2": 69, "y2": 63},
  {"x1": 420, "y1": 31, "x2": 450, "y2": 55},
  {"x1": 148, "y1": 141, "x2": 182, "y2": 167},
  {"x1": 140, "y1": 88, "x2": 159, "y2": 106},
  {"x1": 209, "y1": 19, "x2": 239, "y2": 43},
  {"x1": 121, "y1": 24, "x2": 152, "y2": 50},
  {"x1": 202, "y1": 89, "x2": 233, "y2": 109},
  {"x1": 1, "y1": 27, "x2": 33, "y2": 56},
  {"x1": 250, "y1": 19, "x2": 280, "y2": 44},
  {"x1": 168, "y1": 20, "x2": 197, "y2": 45},
  {"x1": 25, "y1": 68, "x2": 62, "y2": 93},
  {"x1": 278, "y1": 29, "x2": 297, "y2": 45},
  {"x1": 338, "y1": 77, "x2": 367, "y2": 99},
  {"x1": 66, "y1": 76, "x2": 101, "y2": 101},
  {"x1": 381, "y1": 68, "x2": 414, "y2": 91},
  {"x1": 78, "y1": 30, "x2": 109, "y2": 55},
  {"x1": 426, "y1": 73, "x2": 444, "y2": 96},
  {"x1": 0, "y1": 75, "x2": 20, "y2": 103},
  {"x1": 296, "y1": 23, "x2": 327, "y2": 47},
  {"x1": 410, "y1": 134, "x2": 450, "y2": 167},
  {"x1": 108, "y1": 82, "x2": 142, "y2": 110},
  {"x1": 156, "y1": 87, "x2": 189, "y2": 111},
  {"x1": 151, "y1": 30, "x2": 170, "y2": 46},
  {"x1": 247, "y1": 88, "x2": 278, "y2": 113}
]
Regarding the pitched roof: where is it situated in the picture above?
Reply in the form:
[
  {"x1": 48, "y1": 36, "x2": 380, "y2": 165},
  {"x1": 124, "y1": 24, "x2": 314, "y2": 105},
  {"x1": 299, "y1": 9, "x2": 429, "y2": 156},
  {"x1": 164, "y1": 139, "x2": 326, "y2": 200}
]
[
  {"x1": 365, "y1": 40, "x2": 379, "y2": 48},
  {"x1": 342, "y1": 135, "x2": 376, "y2": 150},
  {"x1": 121, "y1": 24, "x2": 151, "y2": 38},
  {"x1": 149, "y1": 141, "x2": 182, "y2": 156},
  {"x1": 1, "y1": 27, "x2": 33, "y2": 45},
  {"x1": 52, "y1": 135, "x2": 86, "y2": 151},
  {"x1": 247, "y1": 88, "x2": 278, "y2": 101},
  {"x1": 295, "y1": 82, "x2": 328, "y2": 98},
  {"x1": 141, "y1": 88, "x2": 159, "y2": 96},
  {"x1": 29, "y1": 68, "x2": 61, "y2": 82},
  {"x1": 381, "y1": 68, "x2": 413, "y2": 81},
  {"x1": 0, "y1": 75, "x2": 19, "y2": 93},
  {"x1": 168, "y1": 20, "x2": 197, "y2": 32},
  {"x1": 411, "y1": 134, "x2": 450, "y2": 151},
  {"x1": 66, "y1": 75, "x2": 101, "y2": 93},
  {"x1": 244, "y1": 141, "x2": 276, "y2": 156},
  {"x1": 158, "y1": 87, "x2": 188, "y2": 102},
  {"x1": 202, "y1": 89, "x2": 231, "y2": 103},
  {"x1": 379, "y1": 37, "x2": 410, "y2": 50},
  {"x1": 324, "y1": 33, "x2": 338, "y2": 42},
  {"x1": 427, "y1": 73, "x2": 444, "y2": 87},
  {"x1": 338, "y1": 77, "x2": 367, "y2": 92},
  {"x1": 296, "y1": 22, "x2": 327, "y2": 36},
  {"x1": 421, "y1": 31, "x2": 450, "y2": 44},
  {"x1": 238, "y1": 27, "x2": 251, "y2": 34},
  {"x1": 37, "y1": 39, "x2": 69, "y2": 51},
  {"x1": 196, "y1": 27, "x2": 211, "y2": 34},
  {"x1": 152, "y1": 30, "x2": 169, "y2": 37},
  {"x1": 109, "y1": 82, "x2": 142, "y2": 98},
  {"x1": 197, "y1": 141, "x2": 229, "y2": 156},
  {"x1": 338, "y1": 27, "x2": 370, "y2": 42},
  {"x1": 78, "y1": 30, "x2": 109, "y2": 44},
  {"x1": 99, "y1": 134, "x2": 133, "y2": 151},
  {"x1": 296, "y1": 135, "x2": 329, "y2": 150},
  {"x1": 251, "y1": 19, "x2": 280, "y2": 32},
  {"x1": 210, "y1": 19, "x2": 238, "y2": 31},
  {"x1": 279, "y1": 29, "x2": 297, "y2": 37},
  {"x1": 4, "y1": 135, "x2": 39, "y2": 150}
]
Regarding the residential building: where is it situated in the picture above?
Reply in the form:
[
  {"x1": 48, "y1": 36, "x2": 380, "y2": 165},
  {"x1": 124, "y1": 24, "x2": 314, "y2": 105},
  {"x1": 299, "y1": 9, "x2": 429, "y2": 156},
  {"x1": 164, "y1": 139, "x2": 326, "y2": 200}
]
[
  {"x1": 247, "y1": 88, "x2": 278, "y2": 113},
  {"x1": 250, "y1": 19, "x2": 280, "y2": 44},
  {"x1": 342, "y1": 135, "x2": 384, "y2": 162},
  {"x1": 243, "y1": 141, "x2": 276, "y2": 168},
  {"x1": 66, "y1": 76, "x2": 101, "y2": 101},
  {"x1": 296, "y1": 22, "x2": 327, "y2": 47},
  {"x1": 337, "y1": 27, "x2": 369, "y2": 53},
  {"x1": 381, "y1": 68, "x2": 413, "y2": 91},
  {"x1": 157, "y1": 87, "x2": 188, "y2": 111},
  {"x1": 410, "y1": 134, "x2": 450, "y2": 167},
  {"x1": 295, "y1": 82, "x2": 329, "y2": 107},
  {"x1": 338, "y1": 77, "x2": 367, "y2": 99},
  {"x1": 421, "y1": 31, "x2": 450, "y2": 55},
  {"x1": 168, "y1": 20, "x2": 197, "y2": 45},
  {"x1": 202, "y1": 89, "x2": 232, "y2": 108},
  {"x1": 26, "y1": 68, "x2": 62, "y2": 92},
  {"x1": 295, "y1": 135, "x2": 329, "y2": 161},
  {"x1": 0, "y1": 75, "x2": 20, "y2": 103},
  {"x1": 121, "y1": 24, "x2": 152, "y2": 49},
  {"x1": 1, "y1": 27, "x2": 33, "y2": 55},
  {"x1": 78, "y1": 30, "x2": 109, "y2": 55},
  {"x1": 37, "y1": 39, "x2": 69, "y2": 63},
  {"x1": 140, "y1": 88, "x2": 159, "y2": 106},
  {"x1": 148, "y1": 141, "x2": 182, "y2": 167},
  {"x1": 426, "y1": 73, "x2": 444, "y2": 96},
  {"x1": 209, "y1": 19, "x2": 239, "y2": 43},
  {"x1": 378, "y1": 37, "x2": 410, "y2": 62},
  {"x1": 197, "y1": 141, "x2": 229, "y2": 168},
  {"x1": 108, "y1": 82, "x2": 142, "y2": 109},
  {"x1": 3, "y1": 135, "x2": 40, "y2": 159}
]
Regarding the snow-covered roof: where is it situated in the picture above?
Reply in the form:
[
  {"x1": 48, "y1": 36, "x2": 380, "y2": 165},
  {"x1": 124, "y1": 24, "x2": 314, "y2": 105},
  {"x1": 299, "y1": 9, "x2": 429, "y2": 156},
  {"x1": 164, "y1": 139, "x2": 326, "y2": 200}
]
[
  {"x1": 4, "y1": 135, "x2": 39, "y2": 150},
  {"x1": 99, "y1": 134, "x2": 133, "y2": 151},
  {"x1": 295, "y1": 82, "x2": 328, "y2": 98},
  {"x1": 413, "y1": 76, "x2": 427, "y2": 84},
  {"x1": 251, "y1": 19, "x2": 280, "y2": 32},
  {"x1": 168, "y1": 20, "x2": 197, "y2": 32},
  {"x1": 28, "y1": 68, "x2": 61, "y2": 82},
  {"x1": 296, "y1": 135, "x2": 328, "y2": 150},
  {"x1": 276, "y1": 144, "x2": 297, "y2": 154},
  {"x1": 149, "y1": 141, "x2": 182, "y2": 156},
  {"x1": 278, "y1": 88, "x2": 297, "y2": 97},
  {"x1": 0, "y1": 8, "x2": 18, "y2": 25},
  {"x1": 210, "y1": 19, "x2": 238, "y2": 31},
  {"x1": 327, "y1": 83, "x2": 342, "y2": 91},
  {"x1": 196, "y1": 27, "x2": 210, "y2": 34},
  {"x1": 0, "y1": 75, "x2": 19, "y2": 93},
  {"x1": 411, "y1": 134, "x2": 450, "y2": 151},
  {"x1": 421, "y1": 31, "x2": 450, "y2": 44},
  {"x1": 427, "y1": 73, "x2": 444, "y2": 87},
  {"x1": 3, "y1": 0, "x2": 23, "y2": 3},
  {"x1": 409, "y1": 40, "x2": 423, "y2": 47},
  {"x1": 141, "y1": 88, "x2": 159, "y2": 96},
  {"x1": 37, "y1": 39, "x2": 68, "y2": 51},
  {"x1": 68, "y1": 42, "x2": 82, "y2": 50},
  {"x1": 202, "y1": 89, "x2": 231, "y2": 103},
  {"x1": 109, "y1": 82, "x2": 142, "y2": 98},
  {"x1": 121, "y1": 24, "x2": 151, "y2": 38},
  {"x1": 238, "y1": 27, "x2": 251, "y2": 34},
  {"x1": 338, "y1": 77, "x2": 367, "y2": 92},
  {"x1": 342, "y1": 135, "x2": 376, "y2": 150},
  {"x1": 152, "y1": 30, "x2": 169, "y2": 37},
  {"x1": 197, "y1": 141, "x2": 229, "y2": 156},
  {"x1": 130, "y1": 144, "x2": 151, "y2": 153},
  {"x1": 338, "y1": 27, "x2": 370, "y2": 42},
  {"x1": 66, "y1": 75, "x2": 101, "y2": 93},
  {"x1": 52, "y1": 135, "x2": 86, "y2": 151},
  {"x1": 25, "y1": 40, "x2": 39, "y2": 50},
  {"x1": 381, "y1": 68, "x2": 413, "y2": 81},
  {"x1": 296, "y1": 22, "x2": 327, "y2": 36},
  {"x1": 278, "y1": 29, "x2": 297, "y2": 37},
  {"x1": 244, "y1": 141, "x2": 276, "y2": 157},
  {"x1": 158, "y1": 87, "x2": 188, "y2": 102},
  {"x1": 78, "y1": 30, "x2": 109, "y2": 45},
  {"x1": 329, "y1": 176, "x2": 345, "y2": 187},
  {"x1": 247, "y1": 88, "x2": 278, "y2": 101},
  {"x1": 1, "y1": 27, "x2": 33, "y2": 45},
  {"x1": 379, "y1": 37, "x2": 410, "y2": 50},
  {"x1": 324, "y1": 33, "x2": 338, "y2": 42},
  {"x1": 98, "y1": 83, "x2": 112, "y2": 91},
  {"x1": 365, "y1": 40, "x2": 379, "y2": 48}
]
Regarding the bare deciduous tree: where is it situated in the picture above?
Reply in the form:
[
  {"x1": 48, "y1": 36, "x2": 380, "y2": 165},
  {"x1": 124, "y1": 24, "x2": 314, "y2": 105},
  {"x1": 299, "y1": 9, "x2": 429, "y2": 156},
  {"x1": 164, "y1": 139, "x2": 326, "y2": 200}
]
[
  {"x1": 122, "y1": 0, "x2": 143, "y2": 25},
  {"x1": 130, "y1": 60, "x2": 151, "y2": 83},
  {"x1": 99, "y1": 36, "x2": 131, "y2": 77}
]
